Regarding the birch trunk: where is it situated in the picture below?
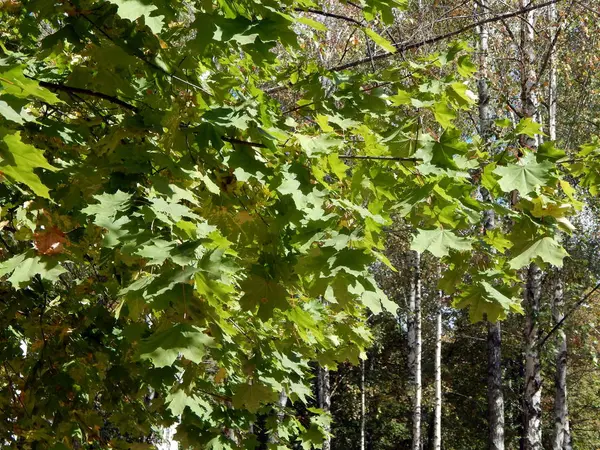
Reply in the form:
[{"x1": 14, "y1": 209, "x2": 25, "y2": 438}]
[
  {"x1": 518, "y1": 2, "x2": 544, "y2": 448},
  {"x1": 408, "y1": 250, "x2": 422, "y2": 450},
  {"x1": 476, "y1": 1, "x2": 506, "y2": 447},
  {"x1": 552, "y1": 274, "x2": 572, "y2": 450},
  {"x1": 523, "y1": 263, "x2": 543, "y2": 450},
  {"x1": 487, "y1": 322, "x2": 505, "y2": 450},
  {"x1": 433, "y1": 269, "x2": 443, "y2": 450},
  {"x1": 268, "y1": 390, "x2": 288, "y2": 444},
  {"x1": 318, "y1": 366, "x2": 331, "y2": 450},
  {"x1": 360, "y1": 358, "x2": 366, "y2": 450},
  {"x1": 548, "y1": 0, "x2": 558, "y2": 141}
]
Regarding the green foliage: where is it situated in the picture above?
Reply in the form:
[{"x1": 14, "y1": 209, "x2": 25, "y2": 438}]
[
  {"x1": 0, "y1": 0, "x2": 592, "y2": 448},
  {"x1": 411, "y1": 229, "x2": 473, "y2": 258}
]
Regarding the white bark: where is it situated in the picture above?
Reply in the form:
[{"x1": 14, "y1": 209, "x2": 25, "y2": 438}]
[
  {"x1": 548, "y1": 1, "x2": 558, "y2": 141},
  {"x1": 487, "y1": 322, "x2": 505, "y2": 450},
  {"x1": 477, "y1": 2, "x2": 505, "y2": 447},
  {"x1": 407, "y1": 250, "x2": 422, "y2": 450},
  {"x1": 519, "y1": 3, "x2": 543, "y2": 448},
  {"x1": 360, "y1": 358, "x2": 366, "y2": 450},
  {"x1": 523, "y1": 263, "x2": 543, "y2": 450},
  {"x1": 268, "y1": 390, "x2": 288, "y2": 444},
  {"x1": 433, "y1": 268, "x2": 443, "y2": 450},
  {"x1": 552, "y1": 274, "x2": 572, "y2": 450},
  {"x1": 318, "y1": 366, "x2": 331, "y2": 450}
]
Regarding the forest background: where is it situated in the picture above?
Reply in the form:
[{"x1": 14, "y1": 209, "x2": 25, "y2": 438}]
[{"x1": 1, "y1": 0, "x2": 600, "y2": 449}]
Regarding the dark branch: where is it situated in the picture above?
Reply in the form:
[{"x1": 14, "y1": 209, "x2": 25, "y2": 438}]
[
  {"x1": 221, "y1": 137, "x2": 268, "y2": 148},
  {"x1": 329, "y1": 0, "x2": 563, "y2": 72},
  {"x1": 536, "y1": 0, "x2": 576, "y2": 82},
  {"x1": 294, "y1": 8, "x2": 363, "y2": 26},
  {"x1": 37, "y1": 80, "x2": 139, "y2": 112},
  {"x1": 339, "y1": 155, "x2": 420, "y2": 161},
  {"x1": 539, "y1": 281, "x2": 600, "y2": 348}
]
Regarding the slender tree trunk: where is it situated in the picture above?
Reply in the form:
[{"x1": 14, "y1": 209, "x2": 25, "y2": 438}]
[
  {"x1": 318, "y1": 366, "x2": 331, "y2": 450},
  {"x1": 487, "y1": 322, "x2": 505, "y2": 450},
  {"x1": 523, "y1": 263, "x2": 543, "y2": 450},
  {"x1": 519, "y1": 2, "x2": 543, "y2": 448},
  {"x1": 552, "y1": 274, "x2": 572, "y2": 450},
  {"x1": 433, "y1": 268, "x2": 443, "y2": 450},
  {"x1": 408, "y1": 250, "x2": 422, "y2": 450},
  {"x1": 548, "y1": 0, "x2": 558, "y2": 142},
  {"x1": 476, "y1": 2, "x2": 506, "y2": 447},
  {"x1": 268, "y1": 390, "x2": 288, "y2": 444},
  {"x1": 360, "y1": 358, "x2": 366, "y2": 450}
]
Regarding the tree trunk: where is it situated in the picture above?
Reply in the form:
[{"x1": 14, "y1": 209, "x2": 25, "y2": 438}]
[
  {"x1": 523, "y1": 263, "x2": 543, "y2": 450},
  {"x1": 548, "y1": 0, "x2": 558, "y2": 141},
  {"x1": 360, "y1": 358, "x2": 366, "y2": 450},
  {"x1": 552, "y1": 274, "x2": 572, "y2": 450},
  {"x1": 476, "y1": 2, "x2": 505, "y2": 447},
  {"x1": 268, "y1": 390, "x2": 288, "y2": 444},
  {"x1": 433, "y1": 269, "x2": 442, "y2": 450},
  {"x1": 408, "y1": 250, "x2": 422, "y2": 450},
  {"x1": 318, "y1": 366, "x2": 331, "y2": 450},
  {"x1": 487, "y1": 322, "x2": 505, "y2": 450},
  {"x1": 518, "y1": 2, "x2": 543, "y2": 448}
]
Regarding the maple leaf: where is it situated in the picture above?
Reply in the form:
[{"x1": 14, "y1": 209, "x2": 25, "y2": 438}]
[
  {"x1": 34, "y1": 226, "x2": 68, "y2": 255},
  {"x1": 411, "y1": 228, "x2": 473, "y2": 257}
]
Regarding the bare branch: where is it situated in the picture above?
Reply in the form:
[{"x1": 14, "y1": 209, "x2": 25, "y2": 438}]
[
  {"x1": 339, "y1": 155, "x2": 419, "y2": 161},
  {"x1": 36, "y1": 80, "x2": 139, "y2": 112},
  {"x1": 539, "y1": 281, "x2": 600, "y2": 348},
  {"x1": 295, "y1": 8, "x2": 363, "y2": 26},
  {"x1": 329, "y1": 0, "x2": 563, "y2": 72}
]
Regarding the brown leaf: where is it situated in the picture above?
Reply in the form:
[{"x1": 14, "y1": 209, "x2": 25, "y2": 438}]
[{"x1": 34, "y1": 226, "x2": 68, "y2": 255}]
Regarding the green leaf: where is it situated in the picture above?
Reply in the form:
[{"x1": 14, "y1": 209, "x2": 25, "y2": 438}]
[
  {"x1": 515, "y1": 117, "x2": 545, "y2": 138},
  {"x1": 82, "y1": 190, "x2": 133, "y2": 220},
  {"x1": 0, "y1": 252, "x2": 67, "y2": 288},
  {"x1": 0, "y1": 131, "x2": 57, "y2": 198},
  {"x1": 239, "y1": 276, "x2": 290, "y2": 320},
  {"x1": 537, "y1": 141, "x2": 566, "y2": 161},
  {"x1": 454, "y1": 281, "x2": 523, "y2": 322},
  {"x1": 296, "y1": 16, "x2": 327, "y2": 32},
  {"x1": 508, "y1": 236, "x2": 568, "y2": 270},
  {"x1": 360, "y1": 286, "x2": 397, "y2": 315},
  {"x1": 232, "y1": 382, "x2": 277, "y2": 413},
  {"x1": 296, "y1": 134, "x2": 342, "y2": 157},
  {"x1": 411, "y1": 228, "x2": 473, "y2": 258},
  {"x1": 447, "y1": 82, "x2": 475, "y2": 108},
  {"x1": 433, "y1": 101, "x2": 456, "y2": 129},
  {"x1": 106, "y1": 0, "x2": 165, "y2": 33},
  {"x1": 0, "y1": 66, "x2": 61, "y2": 104},
  {"x1": 493, "y1": 154, "x2": 553, "y2": 196},
  {"x1": 139, "y1": 324, "x2": 215, "y2": 367},
  {"x1": 456, "y1": 55, "x2": 477, "y2": 77},
  {"x1": 166, "y1": 389, "x2": 212, "y2": 419},
  {"x1": 0, "y1": 100, "x2": 35, "y2": 124},
  {"x1": 364, "y1": 28, "x2": 396, "y2": 53},
  {"x1": 389, "y1": 89, "x2": 412, "y2": 106}
]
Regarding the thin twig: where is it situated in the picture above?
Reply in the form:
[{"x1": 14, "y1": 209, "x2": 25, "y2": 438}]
[
  {"x1": 295, "y1": 8, "x2": 363, "y2": 26},
  {"x1": 339, "y1": 155, "x2": 420, "y2": 161},
  {"x1": 221, "y1": 137, "x2": 268, "y2": 148},
  {"x1": 539, "y1": 281, "x2": 600, "y2": 348},
  {"x1": 36, "y1": 80, "x2": 139, "y2": 112},
  {"x1": 329, "y1": 0, "x2": 563, "y2": 72}
]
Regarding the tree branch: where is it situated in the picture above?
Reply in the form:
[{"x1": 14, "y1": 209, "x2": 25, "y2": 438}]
[
  {"x1": 539, "y1": 281, "x2": 600, "y2": 348},
  {"x1": 329, "y1": 0, "x2": 563, "y2": 72},
  {"x1": 294, "y1": 8, "x2": 363, "y2": 26},
  {"x1": 221, "y1": 137, "x2": 268, "y2": 148},
  {"x1": 37, "y1": 80, "x2": 139, "y2": 112},
  {"x1": 339, "y1": 155, "x2": 419, "y2": 161}
]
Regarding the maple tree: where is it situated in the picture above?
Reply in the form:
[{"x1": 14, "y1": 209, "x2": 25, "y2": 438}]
[{"x1": 0, "y1": 0, "x2": 597, "y2": 449}]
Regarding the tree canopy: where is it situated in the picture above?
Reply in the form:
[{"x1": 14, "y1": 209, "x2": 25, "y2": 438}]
[{"x1": 1, "y1": 0, "x2": 600, "y2": 449}]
